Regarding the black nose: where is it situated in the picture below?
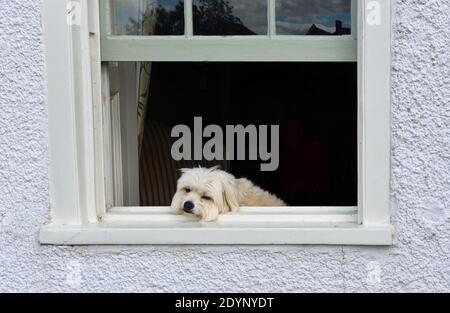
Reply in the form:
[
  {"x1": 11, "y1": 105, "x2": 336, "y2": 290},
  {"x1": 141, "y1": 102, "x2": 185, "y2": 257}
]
[{"x1": 183, "y1": 201, "x2": 195, "y2": 212}]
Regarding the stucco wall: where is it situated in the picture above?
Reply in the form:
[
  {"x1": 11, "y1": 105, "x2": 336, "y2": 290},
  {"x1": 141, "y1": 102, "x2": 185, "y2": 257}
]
[{"x1": 0, "y1": 0, "x2": 449, "y2": 292}]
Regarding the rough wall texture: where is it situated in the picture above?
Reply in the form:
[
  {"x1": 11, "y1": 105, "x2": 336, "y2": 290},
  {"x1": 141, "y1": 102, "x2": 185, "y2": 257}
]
[{"x1": 0, "y1": 0, "x2": 449, "y2": 292}]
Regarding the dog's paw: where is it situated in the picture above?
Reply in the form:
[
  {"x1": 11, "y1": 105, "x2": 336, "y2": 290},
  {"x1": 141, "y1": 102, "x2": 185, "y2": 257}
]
[
  {"x1": 174, "y1": 207, "x2": 184, "y2": 215},
  {"x1": 200, "y1": 213, "x2": 219, "y2": 223},
  {"x1": 200, "y1": 218, "x2": 218, "y2": 223}
]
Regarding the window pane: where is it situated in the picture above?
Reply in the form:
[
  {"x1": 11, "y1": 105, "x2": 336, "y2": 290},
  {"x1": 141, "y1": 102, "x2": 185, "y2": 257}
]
[
  {"x1": 276, "y1": 0, "x2": 352, "y2": 35},
  {"x1": 110, "y1": 0, "x2": 185, "y2": 35},
  {"x1": 193, "y1": 0, "x2": 267, "y2": 35}
]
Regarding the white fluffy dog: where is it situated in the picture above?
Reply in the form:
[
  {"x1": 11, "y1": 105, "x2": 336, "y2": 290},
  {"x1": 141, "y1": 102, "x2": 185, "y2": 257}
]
[{"x1": 171, "y1": 167, "x2": 286, "y2": 221}]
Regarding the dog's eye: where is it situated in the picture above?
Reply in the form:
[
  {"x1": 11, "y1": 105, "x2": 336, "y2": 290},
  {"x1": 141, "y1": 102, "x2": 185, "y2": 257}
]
[
  {"x1": 202, "y1": 195, "x2": 212, "y2": 201},
  {"x1": 184, "y1": 187, "x2": 191, "y2": 193}
]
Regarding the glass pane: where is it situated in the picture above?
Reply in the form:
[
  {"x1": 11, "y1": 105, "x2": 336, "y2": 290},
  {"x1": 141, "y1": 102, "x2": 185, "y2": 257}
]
[
  {"x1": 110, "y1": 0, "x2": 185, "y2": 35},
  {"x1": 276, "y1": 0, "x2": 352, "y2": 35},
  {"x1": 193, "y1": 0, "x2": 267, "y2": 35}
]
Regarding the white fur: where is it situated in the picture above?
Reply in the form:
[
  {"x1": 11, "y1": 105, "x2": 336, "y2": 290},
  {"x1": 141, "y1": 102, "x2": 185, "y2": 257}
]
[{"x1": 171, "y1": 167, "x2": 286, "y2": 222}]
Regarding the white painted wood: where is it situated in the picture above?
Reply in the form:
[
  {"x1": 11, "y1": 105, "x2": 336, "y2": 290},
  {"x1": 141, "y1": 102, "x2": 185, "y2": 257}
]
[
  {"x1": 357, "y1": 0, "x2": 365, "y2": 225},
  {"x1": 99, "y1": 0, "x2": 111, "y2": 37},
  {"x1": 118, "y1": 63, "x2": 140, "y2": 206},
  {"x1": 104, "y1": 207, "x2": 358, "y2": 224},
  {"x1": 75, "y1": 0, "x2": 99, "y2": 224},
  {"x1": 71, "y1": 0, "x2": 98, "y2": 224},
  {"x1": 100, "y1": 36, "x2": 357, "y2": 62},
  {"x1": 101, "y1": 64, "x2": 125, "y2": 209},
  {"x1": 40, "y1": 224, "x2": 394, "y2": 245},
  {"x1": 98, "y1": 0, "x2": 356, "y2": 62},
  {"x1": 358, "y1": 0, "x2": 392, "y2": 225},
  {"x1": 185, "y1": 0, "x2": 193, "y2": 37},
  {"x1": 110, "y1": 93, "x2": 124, "y2": 206},
  {"x1": 103, "y1": 215, "x2": 357, "y2": 225},
  {"x1": 43, "y1": 0, "x2": 97, "y2": 225},
  {"x1": 101, "y1": 65, "x2": 114, "y2": 209},
  {"x1": 268, "y1": 0, "x2": 276, "y2": 38},
  {"x1": 89, "y1": 0, "x2": 107, "y2": 219},
  {"x1": 351, "y1": 0, "x2": 358, "y2": 40},
  {"x1": 43, "y1": 0, "x2": 81, "y2": 224},
  {"x1": 41, "y1": 0, "x2": 393, "y2": 245},
  {"x1": 103, "y1": 209, "x2": 357, "y2": 224},
  {"x1": 109, "y1": 206, "x2": 357, "y2": 215}
]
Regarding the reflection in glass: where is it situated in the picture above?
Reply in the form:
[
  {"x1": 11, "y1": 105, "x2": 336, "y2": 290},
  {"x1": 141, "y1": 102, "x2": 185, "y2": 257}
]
[
  {"x1": 110, "y1": 0, "x2": 185, "y2": 35},
  {"x1": 276, "y1": 0, "x2": 352, "y2": 35},
  {"x1": 193, "y1": 0, "x2": 267, "y2": 35}
]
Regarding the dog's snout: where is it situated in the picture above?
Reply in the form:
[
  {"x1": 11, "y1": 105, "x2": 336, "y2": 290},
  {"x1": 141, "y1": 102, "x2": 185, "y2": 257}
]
[{"x1": 183, "y1": 201, "x2": 195, "y2": 212}]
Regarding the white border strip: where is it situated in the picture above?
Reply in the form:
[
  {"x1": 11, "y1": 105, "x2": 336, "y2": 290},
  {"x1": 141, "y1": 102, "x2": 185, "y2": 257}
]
[
  {"x1": 100, "y1": 36, "x2": 357, "y2": 62},
  {"x1": 40, "y1": 224, "x2": 393, "y2": 245}
]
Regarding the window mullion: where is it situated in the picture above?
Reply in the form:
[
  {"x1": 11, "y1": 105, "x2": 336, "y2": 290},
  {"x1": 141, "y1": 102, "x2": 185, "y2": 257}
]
[
  {"x1": 351, "y1": 0, "x2": 358, "y2": 39},
  {"x1": 99, "y1": 0, "x2": 111, "y2": 38},
  {"x1": 268, "y1": 0, "x2": 276, "y2": 38},
  {"x1": 185, "y1": 0, "x2": 193, "y2": 38}
]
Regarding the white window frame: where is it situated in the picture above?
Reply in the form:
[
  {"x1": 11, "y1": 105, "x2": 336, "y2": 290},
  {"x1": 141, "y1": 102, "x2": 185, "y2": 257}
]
[
  {"x1": 99, "y1": 0, "x2": 357, "y2": 62},
  {"x1": 40, "y1": 0, "x2": 394, "y2": 245}
]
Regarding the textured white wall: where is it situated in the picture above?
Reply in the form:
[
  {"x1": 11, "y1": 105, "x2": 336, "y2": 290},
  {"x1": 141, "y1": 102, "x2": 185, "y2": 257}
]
[{"x1": 0, "y1": 0, "x2": 449, "y2": 292}]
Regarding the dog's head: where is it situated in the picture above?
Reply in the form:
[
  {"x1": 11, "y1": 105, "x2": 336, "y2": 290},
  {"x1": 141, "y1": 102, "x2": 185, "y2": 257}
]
[{"x1": 171, "y1": 167, "x2": 240, "y2": 221}]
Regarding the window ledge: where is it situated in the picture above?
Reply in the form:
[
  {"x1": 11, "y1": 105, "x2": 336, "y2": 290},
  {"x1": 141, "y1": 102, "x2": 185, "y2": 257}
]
[{"x1": 40, "y1": 207, "x2": 394, "y2": 245}]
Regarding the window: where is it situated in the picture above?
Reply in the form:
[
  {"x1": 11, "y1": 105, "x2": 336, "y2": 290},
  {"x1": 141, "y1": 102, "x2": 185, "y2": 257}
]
[{"x1": 40, "y1": 0, "x2": 393, "y2": 245}]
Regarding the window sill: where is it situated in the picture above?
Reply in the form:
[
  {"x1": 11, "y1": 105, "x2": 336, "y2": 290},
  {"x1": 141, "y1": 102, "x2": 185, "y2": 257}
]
[{"x1": 39, "y1": 207, "x2": 394, "y2": 245}]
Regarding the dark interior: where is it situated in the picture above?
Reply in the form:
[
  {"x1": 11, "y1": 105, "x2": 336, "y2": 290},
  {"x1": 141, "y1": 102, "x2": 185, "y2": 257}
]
[{"x1": 144, "y1": 62, "x2": 357, "y2": 206}]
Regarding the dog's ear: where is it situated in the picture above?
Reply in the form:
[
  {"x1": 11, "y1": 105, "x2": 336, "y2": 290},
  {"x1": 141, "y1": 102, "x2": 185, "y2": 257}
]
[{"x1": 221, "y1": 173, "x2": 240, "y2": 213}]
